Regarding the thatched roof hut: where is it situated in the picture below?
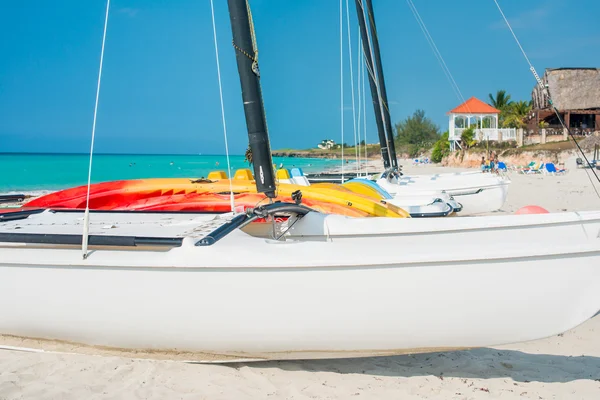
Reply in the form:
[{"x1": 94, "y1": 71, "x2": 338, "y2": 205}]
[
  {"x1": 532, "y1": 68, "x2": 600, "y2": 110},
  {"x1": 528, "y1": 68, "x2": 600, "y2": 134}
]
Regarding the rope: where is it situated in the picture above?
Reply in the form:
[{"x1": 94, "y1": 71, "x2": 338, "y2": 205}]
[
  {"x1": 356, "y1": 34, "x2": 362, "y2": 176},
  {"x1": 405, "y1": 0, "x2": 467, "y2": 110},
  {"x1": 491, "y1": 0, "x2": 534, "y2": 70},
  {"x1": 344, "y1": 0, "x2": 359, "y2": 175},
  {"x1": 363, "y1": 1, "x2": 400, "y2": 125},
  {"x1": 492, "y1": 0, "x2": 600, "y2": 200},
  {"x1": 362, "y1": 47, "x2": 368, "y2": 173},
  {"x1": 339, "y1": 0, "x2": 345, "y2": 181},
  {"x1": 82, "y1": 0, "x2": 110, "y2": 260},
  {"x1": 359, "y1": 1, "x2": 394, "y2": 166},
  {"x1": 209, "y1": 0, "x2": 235, "y2": 212},
  {"x1": 357, "y1": 0, "x2": 392, "y2": 169}
]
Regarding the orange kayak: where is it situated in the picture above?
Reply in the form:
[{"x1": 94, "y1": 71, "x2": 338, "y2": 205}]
[{"x1": 24, "y1": 173, "x2": 409, "y2": 218}]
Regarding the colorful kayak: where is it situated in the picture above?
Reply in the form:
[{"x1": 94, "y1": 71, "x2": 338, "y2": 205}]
[{"x1": 24, "y1": 169, "x2": 409, "y2": 218}]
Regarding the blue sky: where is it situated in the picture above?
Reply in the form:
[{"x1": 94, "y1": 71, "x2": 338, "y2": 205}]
[{"x1": 1, "y1": 0, "x2": 599, "y2": 154}]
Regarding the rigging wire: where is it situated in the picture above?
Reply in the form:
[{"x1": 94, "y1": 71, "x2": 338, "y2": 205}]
[
  {"x1": 356, "y1": 34, "x2": 363, "y2": 176},
  {"x1": 344, "y1": 0, "x2": 359, "y2": 173},
  {"x1": 339, "y1": 0, "x2": 345, "y2": 181},
  {"x1": 492, "y1": 0, "x2": 600, "y2": 200},
  {"x1": 405, "y1": 0, "x2": 466, "y2": 107},
  {"x1": 357, "y1": 0, "x2": 393, "y2": 169},
  {"x1": 362, "y1": 46, "x2": 368, "y2": 174},
  {"x1": 209, "y1": 0, "x2": 235, "y2": 212},
  {"x1": 82, "y1": 0, "x2": 110, "y2": 259}
]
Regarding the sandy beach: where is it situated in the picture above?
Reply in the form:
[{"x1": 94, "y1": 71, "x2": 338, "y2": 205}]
[{"x1": 2, "y1": 158, "x2": 600, "y2": 399}]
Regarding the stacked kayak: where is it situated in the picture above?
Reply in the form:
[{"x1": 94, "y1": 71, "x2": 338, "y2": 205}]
[{"x1": 24, "y1": 169, "x2": 411, "y2": 218}]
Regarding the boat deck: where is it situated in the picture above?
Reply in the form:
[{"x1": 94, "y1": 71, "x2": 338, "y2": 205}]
[{"x1": 0, "y1": 209, "x2": 242, "y2": 247}]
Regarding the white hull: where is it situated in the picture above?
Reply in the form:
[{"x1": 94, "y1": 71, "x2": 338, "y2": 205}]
[
  {"x1": 443, "y1": 180, "x2": 509, "y2": 215},
  {"x1": 282, "y1": 176, "x2": 459, "y2": 217},
  {"x1": 1, "y1": 209, "x2": 600, "y2": 362},
  {"x1": 385, "y1": 192, "x2": 459, "y2": 217},
  {"x1": 377, "y1": 172, "x2": 510, "y2": 215}
]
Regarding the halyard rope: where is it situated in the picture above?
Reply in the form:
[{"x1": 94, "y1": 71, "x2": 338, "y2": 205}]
[
  {"x1": 209, "y1": 0, "x2": 235, "y2": 212},
  {"x1": 356, "y1": 0, "x2": 393, "y2": 169},
  {"x1": 345, "y1": 0, "x2": 360, "y2": 173},
  {"x1": 492, "y1": 0, "x2": 600, "y2": 199},
  {"x1": 340, "y1": 0, "x2": 345, "y2": 181},
  {"x1": 82, "y1": 0, "x2": 110, "y2": 259}
]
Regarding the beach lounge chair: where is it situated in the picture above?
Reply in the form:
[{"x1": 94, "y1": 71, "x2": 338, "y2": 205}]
[
  {"x1": 290, "y1": 167, "x2": 310, "y2": 186},
  {"x1": 529, "y1": 162, "x2": 544, "y2": 174},
  {"x1": 544, "y1": 163, "x2": 566, "y2": 175},
  {"x1": 518, "y1": 161, "x2": 536, "y2": 174}
]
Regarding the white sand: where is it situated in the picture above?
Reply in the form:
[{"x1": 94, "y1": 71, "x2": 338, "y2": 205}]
[{"x1": 2, "y1": 159, "x2": 600, "y2": 399}]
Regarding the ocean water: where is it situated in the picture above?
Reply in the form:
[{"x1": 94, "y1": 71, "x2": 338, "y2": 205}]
[{"x1": 0, "y1": 154, "x2": 341, "y2": 194}]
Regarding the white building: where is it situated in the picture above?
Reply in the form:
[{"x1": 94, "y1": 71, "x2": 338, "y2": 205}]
[
  {"x1": 317, "y1": 139, "x2": 336, "y2": 149},
  {"x1": 447, "y1": 97, "x2": 516, "y2": 150}
]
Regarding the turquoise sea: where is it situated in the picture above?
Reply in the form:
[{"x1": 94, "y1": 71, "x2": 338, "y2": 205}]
[{"x1": 0, "y1": 153, "x2": 341, "y2": 194}]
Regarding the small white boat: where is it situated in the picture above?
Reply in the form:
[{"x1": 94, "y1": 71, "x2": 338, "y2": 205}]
[
  {"x1": 1, "y1": 206, "x2": 599, "y2": 362},
  {"x1": 377, "y1": 170, "x2": 510, "y2": 215},
  {"x1": 281, "y1": 168, "x2": 461, "y2": 218}
]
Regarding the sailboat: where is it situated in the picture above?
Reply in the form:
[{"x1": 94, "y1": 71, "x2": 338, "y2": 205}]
[
  {"x1": 8, "y1": 0, "x2": 461, "y2": 220},
  {"x1": 1, "y1": 0, "x2": 600, "y2": 363},
  {"x1": 325, "y1": 0, "x2": 511, "y2": 216}
]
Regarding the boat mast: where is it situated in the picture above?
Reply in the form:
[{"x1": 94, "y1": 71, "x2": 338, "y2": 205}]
[
  {"x1": 227, "y1": 0, "x2": 276, "y2": 198},
  {"x1": 363, "y1": 0, "x2": 398, "y2": 170},
  {"x1": 354, "y1": 0, "x2": 392, "y2": 170}
]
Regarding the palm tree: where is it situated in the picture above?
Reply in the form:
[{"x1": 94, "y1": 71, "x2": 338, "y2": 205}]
[
  {"x1": 488, "y1": 90, "x2": 514, "y2": 127},
  {"x1": 488, "y1": 90, "x2": 512, "y2": 111},
  {"x1": 503, "y1": 100, "x2": 532, "y2": 128}
]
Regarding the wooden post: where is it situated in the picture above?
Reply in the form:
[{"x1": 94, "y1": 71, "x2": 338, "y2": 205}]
[
  {"x1": 562, "y1": 112, "x2": 570, "y2": 140},
  {"x1": 595, "y1": 113, "x2": 600, "y2": 133}
]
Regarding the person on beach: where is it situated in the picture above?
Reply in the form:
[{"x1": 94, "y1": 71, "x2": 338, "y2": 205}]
[
  {"x1": 481, "y1": 156, "x2": 487, "y2": 172},
  {"x1": 489, "y1": 152, "x2": 496, "y2": 173},
  {"x1": 494, "y1": 153, "x2": 500, "y2": 174}
]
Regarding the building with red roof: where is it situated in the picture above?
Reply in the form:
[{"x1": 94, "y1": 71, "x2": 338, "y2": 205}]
[{"x1": 447, "y1": 97, "x2": 516, "y2": 150}]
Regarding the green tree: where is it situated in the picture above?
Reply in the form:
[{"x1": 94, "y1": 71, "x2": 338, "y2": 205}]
[
  {"x1": 502, "y1": 100, "x2": 532, "y2": 128},
  {"x1": 488, "y1": 90, "x2": 512, "y2": 110},
  {"x1": 488, "y1": 90, "x2": 513, "y2": 126},
  {"x1": 395, "y1": 110, "x2": 440, "y2": 157},
  {"x1": 460, "y1": 126, "x2": 477, "y2": 149},
  {"x1": 431, "y1": 131, "x2": 450, "y2": 163}
]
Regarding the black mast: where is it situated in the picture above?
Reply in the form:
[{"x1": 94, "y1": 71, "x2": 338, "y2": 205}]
[
  {"x1": 354, "y1": 0, "x2": 392, "y2": 169},
  {"x1": 227, "y1": 0, "x2": 276, "y2": 197},
  {"x1": 363, "y1": 0, "x2": 398, "y2": 169}
]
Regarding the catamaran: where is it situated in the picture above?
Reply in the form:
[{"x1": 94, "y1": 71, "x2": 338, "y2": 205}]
[
  {"x1": 344, "y1": 0, "x2": 511, "y2": 215},
  {"x1": 1, "y1": 0, "x2": 599, "y2": 362}
]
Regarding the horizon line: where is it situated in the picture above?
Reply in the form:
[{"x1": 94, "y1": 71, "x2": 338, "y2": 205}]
[{"x1": 0, "y1": 152, "x2": 247, "y2": 156}]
